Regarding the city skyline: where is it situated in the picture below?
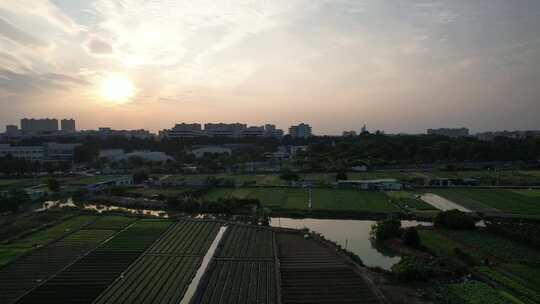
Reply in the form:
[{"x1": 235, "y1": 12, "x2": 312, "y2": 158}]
[{"x1": 1, "y1": 1, "x2": 540, "y2": 134}]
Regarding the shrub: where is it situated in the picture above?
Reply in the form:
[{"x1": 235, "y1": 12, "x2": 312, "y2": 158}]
[
  {"x1": 371, "y1": 218, "x2": 402, "y2": 241},
  {"x1": 47, "y1": 178, "x2": 60, "y2": 192},
  {"x1": 402, "y1": 227, "x2": 421, "y2": 248},
  {"x1": 434, "y1": 210, "x2": 476, "y2": 230},
  {"x1": 392, "y1": 257, "x2": 431, "y2": 282}
]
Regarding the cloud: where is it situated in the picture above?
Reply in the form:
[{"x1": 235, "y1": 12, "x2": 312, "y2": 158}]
[
  {"x1": 85, "y1": 35, "x2": 114, "y2": 55},
  {"x1": 0, "y1": 69, "x2": 89, "y2": 95},
  {"x1": 0, "y1": 0, "x2": 81, "y2": 34},
  {"x1": 0, "y1": 17, "x2": 48, "y2": 48}
]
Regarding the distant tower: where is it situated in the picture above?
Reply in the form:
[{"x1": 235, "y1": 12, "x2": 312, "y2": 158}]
[
  {"x1": 360, "y1": 124, "x2": 368, "y2": 135},
  {"x1": 61, "y1": 119, "x2": 76, "y2": 133}
]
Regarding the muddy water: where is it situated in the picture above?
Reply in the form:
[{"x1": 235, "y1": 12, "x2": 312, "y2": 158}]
[
  {"x1": 420, "y1": 193, "x2": 472, "y2": 212},
  {"x1": 270, "y1": 218, "x2": 431, "y2": 270}
]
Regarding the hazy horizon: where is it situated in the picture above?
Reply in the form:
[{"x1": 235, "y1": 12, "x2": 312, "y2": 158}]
[{"x1": 1, "y1": 0, "x2": 540, "y2": 134}]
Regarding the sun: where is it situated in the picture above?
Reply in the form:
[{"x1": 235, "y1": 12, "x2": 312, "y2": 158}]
[{"x1": 100, "y1": 74, "x2": 135, "y2": 103}]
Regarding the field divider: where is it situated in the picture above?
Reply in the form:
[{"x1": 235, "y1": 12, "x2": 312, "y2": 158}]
[
  {"x1": 182, "y1": 225, "x2": 228, "y2": 304},
  {"x1": 273, "y1": 231, "x2": 283, "y2": 304},
  {"x1": 9, "y1": 219, "x2": 140, "y2": 304}
]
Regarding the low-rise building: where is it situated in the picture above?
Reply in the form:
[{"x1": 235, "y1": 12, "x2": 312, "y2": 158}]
[
  {"x1": 159, "y1": 123, "x2": 205, "y2": 138},
  {"x1": 190, "y1": 146, "x2": 232, "y2": 158},
  {"x1": 336, "y1": 179, "x2": 403, "y2": 191},
  {"x1": 427, "y1": 128, "x2": 469, "y2": 138},
  {"x1": 0, "y1": 143, "x2": 78, "y2": 162}
]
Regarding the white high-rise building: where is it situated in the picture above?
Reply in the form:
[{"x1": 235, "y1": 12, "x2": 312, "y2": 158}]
[{"x1": 289, "y1": 123, "x2": 312, "y2": 138}]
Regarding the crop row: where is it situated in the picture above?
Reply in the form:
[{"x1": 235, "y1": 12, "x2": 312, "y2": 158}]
[
  {"x1": 196, "y1": 260, "x2": 276, "y2": 304},
  {"x1": 0, "y1": 229, "x2": 115, "y2": 303},
  {"x1": 93, "y1": 255, "x2": 201, "y2": 304},
  {"x1": 217, "y1": 225, "x2": 274, "y2": 258},
  {"x1": 434, "y1": 281, "x2": 509, "y2": 304},
  {"x1": 14, "y1": 220, "x2": 173, "y2": 304},
  {"x1": 444, "y1": 229, "x2": 540, "y2": 264},
  {"x1": 84, "y1": 216, "x2": 137, "y2": 231},
  {"x1": 148, "y1": 220, "x2": 221, "y2": 255},
  {"x1": 277, "y1": 232, "x2": 381, "y2": 304},
  {"x1": 476, "y1": 267, "x2": 540, "y2": 304}
]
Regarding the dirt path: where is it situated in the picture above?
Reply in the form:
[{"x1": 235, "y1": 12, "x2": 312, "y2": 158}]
[{"x1": 420, "y1": 193, "x2": 472, "y2": 212}]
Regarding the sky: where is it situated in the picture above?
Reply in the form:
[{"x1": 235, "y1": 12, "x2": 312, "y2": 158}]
[{"x1": 1, "y1": 0, "x2": 539, "y2": 135}]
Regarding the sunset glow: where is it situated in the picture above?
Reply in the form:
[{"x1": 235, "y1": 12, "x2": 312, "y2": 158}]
[{"x1": 100, "y1": 75, "x2": 135, "y2": 103}]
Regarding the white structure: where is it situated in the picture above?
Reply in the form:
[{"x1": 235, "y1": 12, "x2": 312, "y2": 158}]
[
  {"x1": 159, "y1": 123, "x2": 204, "y2": 138},
  {"x1": 427, "y1": 128, "x2": 469, "y2": 138},
  {"x1": 289, "y1": 123, "x2": 312, "y2": 138},
  {"x1": 241, "y1": 126, "x2": 266, "y2": 137},
  {"x1": 204, "y1": 123, "x2": 247, "y2": 138},
  {"x1": 191, "y1": 146, "x2": 232, "y2": 158},
  {"x1": 0, "y1": 144, "x2": 44, "y2": 161},
  {"x1": 337, "y1": 179, "x2": 403, "y2": 191},
  {"x1": 105, "y1": 150, "x2": 173, "y2": 162},
  {"x1": 99, "y1": 149, "x2": 125, "y2": 159},
  {"x1": 264, "y1": 124, "x2": 284, "y2": 139}
]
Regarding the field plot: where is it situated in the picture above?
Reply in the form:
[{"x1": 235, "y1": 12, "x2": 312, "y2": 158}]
[
  {"x1": 93, "y1": 255, "x2": 201, "y2": 304},
  {"x1": 194, "y1": 224, "x2": 277, "y2": 304},
  {"x1": 196, "y1": 260, "x2": 276, "y2": 304},
  {"x1": 277, "y1": 232, "x2": 381, "y2": 304},
  {"x1": 217, "y1": 225, "x2": 274, "y2": 258},
  {"x1": 0, "y1": 215, "x2": 97, "y2": 266},
  {"x1": 94, "y1": 220, "x2": 220, "y2": 304},
  {"x1": 15, "y1": 220, "x2": 173, "y2": 304},
  {"x1": 202, "y1": 188, "x2": 308, "y2": 209},
  {"x1": 147, "y1": 220, "x2": 220, "y2": 255},
  {"x1": 85, "y1": 215, "x2": 137, "y2": 230},
  {"x1": 0, "y1": 229, "x2": 115, "y2": 303},
  {"x1": 431, "y1": 189, "x2": 540, "y2": 215},
  {"x1": 434, "y1": 281, "x2": 510, "y2": 304},
  {"x1": 385, "y1": 191, "x2": 437, "y2": 211},
  {"x1": 443, "y1": 229, "x2": 540, "y2": 264},
  {"x1": 312, "y1": 189, "x2": 399, "y2": 213}
]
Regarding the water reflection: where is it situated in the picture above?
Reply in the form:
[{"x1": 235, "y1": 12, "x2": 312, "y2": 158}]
[
  {"x1": 34, "y1": 199, "x2": 169, "y2": 218},
  {"x1": 270, "y1": 217, "x2": 431, "y2": 270}
]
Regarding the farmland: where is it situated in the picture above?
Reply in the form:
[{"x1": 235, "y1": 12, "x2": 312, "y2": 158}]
[
  {"x1": 0, "y1": 215, "x2": 97, "y2": 266},
  {"x1": 94, "y1": 219, "x2": 220, "y2": 304},
  {"x1": 429, "y1": 188, "x2": 540, "y2": 215},
  {"x1": 15, "y1": 220, "x2": 173, "y2": 304},
  {"x1": 277, "y1": 232, "x2": 381, "y2": 304},
  {"x1": 201, "y1": 187, "x2": 399, "y2": 213},
  {"x1": 311, "y1": 189, "x2": 398, "y2": 213},
  {"x1": 194, "y1": 224, "x2": 277, "y2": 304}
]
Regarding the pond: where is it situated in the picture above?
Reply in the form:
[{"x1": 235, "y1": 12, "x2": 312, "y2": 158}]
[{"x1": 270, "y1": 217, "x2": 431, "y2": 270}]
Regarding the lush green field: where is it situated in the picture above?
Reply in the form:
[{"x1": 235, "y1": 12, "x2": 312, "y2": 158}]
[
  {"x1": 201, "y1": 188, "x2": 308, "y2": 209},
  {"x1": 433, "y1": 282, "x2": 511, "y2": 304},
  {"x1": 0, "y1": 215, "x2": 98, "y2": 266},
  {"x1": 65, "y1": 175, "x2": 128, "y2": 186},
  {"x1": 201, "y1": 187, "x2": 398, "y2": 212},
  {"x1": 431, "y1": 188, "x2": 540, "y2": 215},
  {"x1": 418, "y1": 229, "x2": 484, "y2": 263},
  {"x1": 385, "y1": 191, "x2": 437, "y2": 211},
  {"x1": 128, "y1": 187, "x2": 193, "y2": 197},
  {"x1": 312, "y1": 189, "x2": 398, "y2": 213},
  {"x1": 476, "y1": 266, "x2": 540, "y2": 303},
  {"x1": 443, "y1": 229, "x2": 540, "y2": 264}
]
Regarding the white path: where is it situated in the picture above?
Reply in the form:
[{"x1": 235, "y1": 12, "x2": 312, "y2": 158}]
[
  {"x1": 179, "y1": 225, "x2": 228, "y2": 304},
  {"x1": 420, "y1": 193, "x2": 472, "y2": 213}
]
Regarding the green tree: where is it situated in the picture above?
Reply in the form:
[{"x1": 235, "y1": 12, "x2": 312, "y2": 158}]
[
  {"x1": 47, "y1": 178, "x2": 61, "y2": 193},
  {"x1": 371, "y1": 218, "x2": 402, "y2": 241},
  {"x1": 132, "y1": 170, "x2": 149, "y2": 184},
  {"x1": 336, "y1": 171, "x2": 348, "y2": 181}
]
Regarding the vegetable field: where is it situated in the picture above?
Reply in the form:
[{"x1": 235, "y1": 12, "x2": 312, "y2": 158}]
[
  {"x1": 277, "y1": 232, "x2": 381, "y2": 304},
  {"x1": 312, "y1": 189, "x2": 398, "y2": 213},
  {"x1": 0, "y1": 229, "x2": 115, "y2": 303},
  {"x1": 194, "y1": 224, "x2": 277, "y2": 304},
  {"x1": 197, "y1": 260, "x2": 276, "y2": 304},
  {"x1": 217, "y1": 225, "x2": 274, "y2": 258},
  {"x1": 430, "y1": 188, "x2": 540, "y2": 215},
  {"x1": 94, "y1": 220, "x2": 220, "y2": 304},
  {"x1": 15, "y1": 220, "x2": 173, "y2": 304}
]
